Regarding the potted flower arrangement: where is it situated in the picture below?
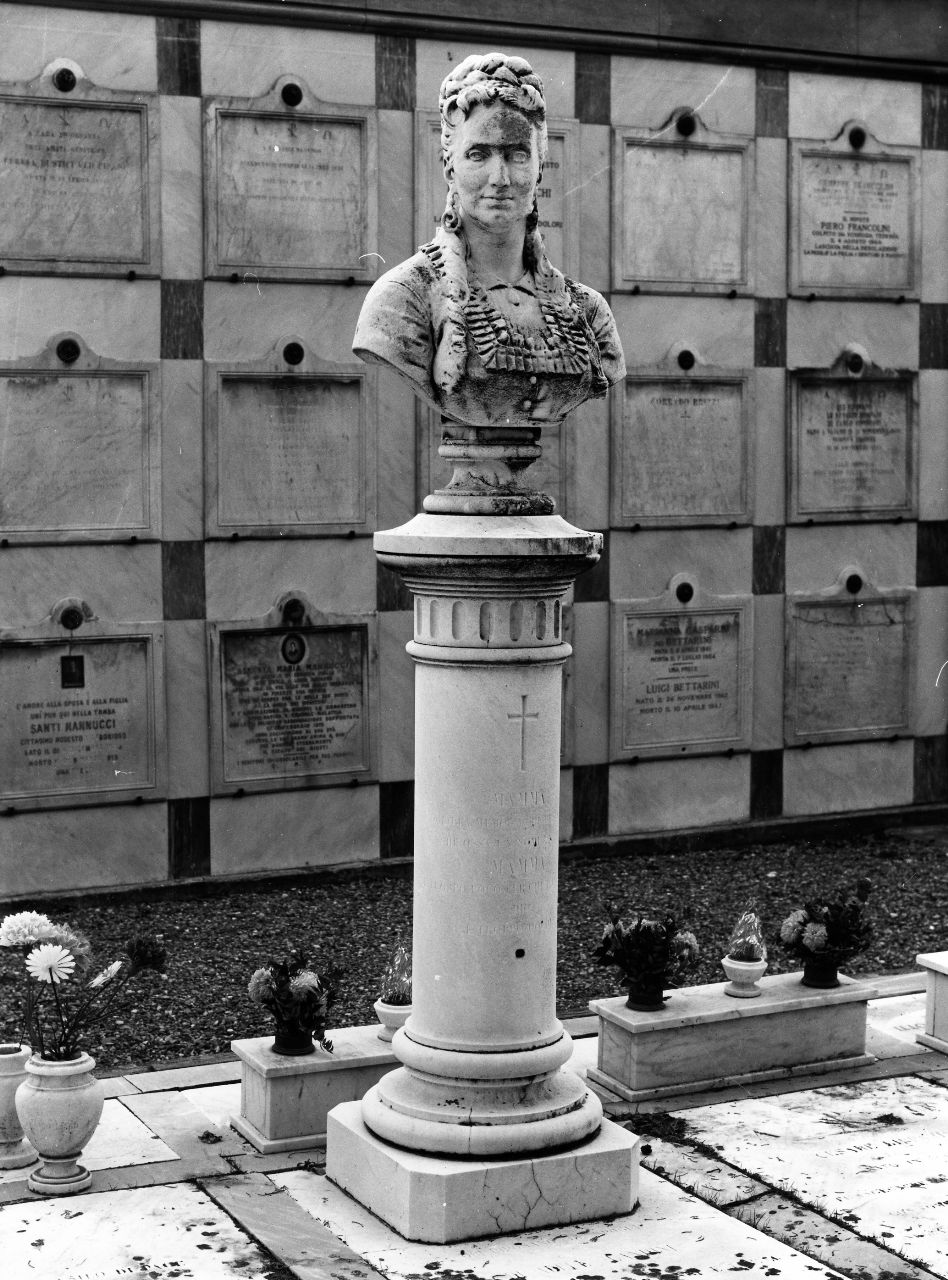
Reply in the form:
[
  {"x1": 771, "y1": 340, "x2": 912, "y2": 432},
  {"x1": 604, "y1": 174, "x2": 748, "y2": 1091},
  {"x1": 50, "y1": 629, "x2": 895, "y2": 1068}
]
[
  {"x1": 374, "y1": 943, "x2": 412, "y2": 1042},
  {"x1": 0, "y1": 909, "x2": 166, "y2": 1195},
  {"x1": 247, "y1": 947, "x2": 340, "y2": 1056},
  {"x1": 721, "y1": 908, "x2": 768, "y2": 998},
  {"x1": 592, "y1": 912, "x2": 700, "y2": 1011},
  {"x1": 780, "y1": 878, "x2": 873, "y2": 988}
]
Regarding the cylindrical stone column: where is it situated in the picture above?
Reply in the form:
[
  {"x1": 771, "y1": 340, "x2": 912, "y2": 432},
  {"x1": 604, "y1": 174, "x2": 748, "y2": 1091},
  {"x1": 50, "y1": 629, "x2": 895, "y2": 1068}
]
[{"x1": 363, "y1": 512, "x2": 603, "y2": 1157}]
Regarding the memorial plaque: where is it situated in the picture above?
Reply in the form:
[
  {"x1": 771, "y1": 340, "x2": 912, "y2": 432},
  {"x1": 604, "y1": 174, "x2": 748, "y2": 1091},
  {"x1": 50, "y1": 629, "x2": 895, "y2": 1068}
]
[
  {"x1": 611, "y1": 582, "x2": 752, "y2": 758},
  {"x1": 0, "y1": 336, "x2": 159, "y2": 542},
  {"x1": 209, "y1": 596, "x2": 377, "y2": 795},
  {"x1": 790, "y1": 135, "x2": 918, "y2": 298},
  {"x1": 612, "y1": 371, "x2": 751, "y2": 526},
  {"x1": 789, "y1": 362, "x2": 917, "y2": 522},
  {"x1": 206, "y1": 342, "x2": 375, "y2": 537},
  {"x1": 613, "y1": 121, "x2": 754, "y2": 293},
  {"x1": 0, "y1": 606, "x2": 165, "y2": 810},
  {"x1": 205, "y1": 78, "x2": 378, "y2": 282},
  {"x1": 785, "y1": 574, "x2": 914, "y2": 744},
  {"x1": 0, "y1": 72, "x2": 160, "y2": 276},
  {"x1": 417, "y1": 405, "x2": 566, "y2": 514},
  {"x1": 414, "y1": 111, "x2": 580, "y2": 276}
]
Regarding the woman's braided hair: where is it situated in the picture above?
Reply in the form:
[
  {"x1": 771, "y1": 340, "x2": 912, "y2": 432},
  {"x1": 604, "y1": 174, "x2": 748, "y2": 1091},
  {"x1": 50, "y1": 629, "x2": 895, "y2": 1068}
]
[{"x1": 438, "y1": 52, "x2": 548, "y2": 174}]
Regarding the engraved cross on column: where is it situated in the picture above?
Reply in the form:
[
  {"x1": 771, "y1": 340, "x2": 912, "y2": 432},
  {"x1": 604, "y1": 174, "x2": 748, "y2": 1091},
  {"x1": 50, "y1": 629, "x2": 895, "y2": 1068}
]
[{"x1": 508, "y1": 694, "x2": 539, "y2": 771}]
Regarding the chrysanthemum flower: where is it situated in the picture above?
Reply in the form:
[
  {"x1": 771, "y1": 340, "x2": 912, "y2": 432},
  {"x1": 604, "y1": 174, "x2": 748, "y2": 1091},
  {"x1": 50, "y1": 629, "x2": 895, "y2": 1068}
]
[
  {"x1": 780, "y1": 910, "x2": 807, "y2": 943},
  {"x1": 25, "y1": 943, "x2": 76, "y2": 984},
  {"x1": 289, "y1": 970, "x2": 325, "y2": 997},
  {"x1": 0, "y1": 911, "x2": 56, "y2": 948},
  {"x1": 248, "y1": 968, "x2": 276, "y2": 1002},
  {"x1": 89, "y1": 960, "x2": 123, "y2": 989},
  {"x1": 802, "y1": 923, "x2": 829, "y2": 952}
]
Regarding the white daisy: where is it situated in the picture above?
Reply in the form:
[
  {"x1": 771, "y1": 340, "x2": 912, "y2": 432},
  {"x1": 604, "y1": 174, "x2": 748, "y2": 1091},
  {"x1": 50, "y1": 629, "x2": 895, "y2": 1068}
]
[
  {"x1": 89, "y1": 960, "x2": 123, "y2": 989},
  {"x1": 25, "y1": 943, "x2": 76, "y2": 984}
]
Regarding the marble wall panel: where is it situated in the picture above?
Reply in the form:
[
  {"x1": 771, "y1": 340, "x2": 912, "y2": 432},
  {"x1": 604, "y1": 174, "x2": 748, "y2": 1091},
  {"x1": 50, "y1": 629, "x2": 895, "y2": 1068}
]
[
  {"x1": 203, "y1": 283, "x2": 365, "y2": 364},
  {"x1": 918, "y1": 371, "x2": 948, "y2": 520},
  {"x1": 160, "y1": 360, "x2": 203, "y2": 542},
  {"x1": 378, "y1": 108, "x2": 414, "y2": 272},
  {"x1": 571, "y1": 602, "x2": 610, "y2": 765},
  {"x1": 0, "y1": 278, "x2": 160, "y2": 360},
  {"x1": 566, "y1": 396, "x2": 609, "y2": 530},
  {"x1": 377, "y1": 609, "x2": 414, "y2": 782},
  {"x1": 0, "y1": 801, "x2": 167, "y2": 896},
  {"x1": 782, "y1": 739, "x2": 914, "y2": 815},
  {"x1": 786, "y1": 300, "x2": 919, "y2": 370},
  {"x1": 788, "y1": 71, "x2": 921, "y2": 146},
  {"x1": 159, "y1": 95, "x2": 202, "y2": 281},
  {"x1": 164, "y1": 619, "x2": 209, "y2": 798},
  {"x1": 0, "y1": 544, "x2": 162, "y2": 626},
  {"x1": 0, "y1": 4, "x2": 156, "y2": 87},
  {"x1": 610, "y1": 528, "x2": 754, "y2": 599},
  {"x1": 784, "y1": 523, "x2": 916, "y2": 593},
  {"x1": 755, "y1": 137, "x2": 788, "y2": 298},
  {"x1": 611, "y1": 296, "x2": 755, "y2": 369},
  {"x1": 204, "y1": 539, "x2": 376, "y2": 621},
  {"x1": 608, "y1": 754, "x2": 750, "y2": 833},
  {"x1": 915, "y1": 587, "x2": 948, "y2": 738},
  {"x1": 201, "y1": 23, "x2": 375, "y2": 103},
  {"x1": 378, "y1": 374, "x2": 418, "y2": 530},
  {"x1": 922, "y1": 150, "x2": 948, "y2": 304},
  {"x1": 579, "y1": 124, "x2": 610, "y2": 296},
  {"x1": 415, "y1": 41, "x2": 575, "y2": 120},
  {"x1": 210, "y1": 783, "x2": 378, "y2": 875},
  {"x1": 611, "y1": 57, "x2": 755, "y2": 134},
  {"x1": 752, "y1": 593, "x2": 785, "y2": 751},
  {"x1": 753, "y1": 369, "x2": 786, "y2": 525}
]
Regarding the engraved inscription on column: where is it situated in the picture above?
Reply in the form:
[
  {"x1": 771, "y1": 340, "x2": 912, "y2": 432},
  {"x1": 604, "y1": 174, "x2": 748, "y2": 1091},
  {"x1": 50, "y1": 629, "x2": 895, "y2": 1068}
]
[
  {"x1": 790, "y1": 142, "x2": 918, "y2": 297},
  {"x1": 613, "y1": 374, "x2": 750, "y2": 525},
  {"x1": 205, "y1": 81, "x2": 378, "y2": 282},
  {"x1": 0, "y1": 633, "x2": 163, "y2": 808},
  {"x1": 785, "y1": 582, "x2": 914, "y2": 743},
  {"x1": 789, "y1": 371, "x2": 916, "y2": 522},
  {"x1": 613, "y1": 123, "x2": 753, "y2": 292},
  {"x1": 216, "y1": 624, "x2": 371, "y2": 790},
  {"x1": 0, "y1": 88, "x2": 159, "y2": 274},
  {"x1": 612, "y1": 590, "x2": 752, "y2": 757}
]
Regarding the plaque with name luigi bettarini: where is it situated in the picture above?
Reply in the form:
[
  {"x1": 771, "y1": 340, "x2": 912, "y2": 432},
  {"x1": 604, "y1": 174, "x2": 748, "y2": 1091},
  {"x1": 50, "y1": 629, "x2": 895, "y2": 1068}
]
[
  {"x1": 204, "y1": 75, "x2": 378, "y2": 283},
  {"x1": 414, "y1": 109, "x2": 580, "y2": 278},
  {"x1": 788, "y1": 346, "x2": 917, "y2": 523},
  {"x1": 612, "y1": 349, "x2": 752, "y2": 527},
  {"x1": 784, "y1": 568, "x2": 915, "y2": 745},
  {"x1": 205, "y1": 337, "x2": 376, "y2": 538},
  {"x1": 789, "y1": 122, "x2": 919, "y2": 299},
  {"x1": 208, "y1": 593, "x2": 378, "y2": 796},
  {"x1": 0, "y1": 61, "x2": 161, "y2": 276},
  {"x1": 612, "y1": 110, "x2": 754, "y2": 294},
  {"x1": 0, "y1": 333, "x2": 160, "y2": 543},
  {"x1": 0, "y1": 600, "x2": 166, "y2": 810},
  {"x1": 611, "y1": 576, "x2": 753, "y2": 759}
]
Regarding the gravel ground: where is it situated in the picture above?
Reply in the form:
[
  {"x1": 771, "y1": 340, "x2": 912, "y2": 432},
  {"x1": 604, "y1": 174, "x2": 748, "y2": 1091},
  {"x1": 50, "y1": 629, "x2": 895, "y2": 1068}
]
[{"x1": 1, "y1": 828, "x2": 945, "y2": 1073}]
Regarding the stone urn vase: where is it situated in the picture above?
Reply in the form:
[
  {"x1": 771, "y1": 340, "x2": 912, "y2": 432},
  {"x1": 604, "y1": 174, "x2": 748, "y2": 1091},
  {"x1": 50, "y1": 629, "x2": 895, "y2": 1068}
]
[
  {"x1": 15, "y1": 1052, "x2": 105, "y2": 1195},
  {"x1": 721, "y1": 955, "x2": 767, "y2": 998},
  {"x1": 373, "y1": 998, "x2": 411, "y2": 1043},
  {"x1": 0, "y1": 1044, "x2": 36, "y2": 1169}
]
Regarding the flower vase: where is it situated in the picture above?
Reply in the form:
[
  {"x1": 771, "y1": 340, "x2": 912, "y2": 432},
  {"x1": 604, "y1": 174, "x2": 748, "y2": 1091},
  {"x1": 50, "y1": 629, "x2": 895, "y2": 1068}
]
[
  {"x1": 721, "y1": 956, "x2": 768, "y2": 998},
  {"x1": 0, "y1": 1045, "x2": 36, "y2": 1170},
  {"x1": 271, "y1": 1024, "x2": 315, "y2": 1056},
  {"x1": 801, "y1": 959, "x2": 840, "y2": 989},
  {"x1": 15, "y1": 1052, "x2": 104, "y2": 1195},
  {"x1": 374, "y1": 998, "x2": 411, "y2": 1042},
  {"x1": 625, "y1": 984, "x2": 666, "y2": 1013}
]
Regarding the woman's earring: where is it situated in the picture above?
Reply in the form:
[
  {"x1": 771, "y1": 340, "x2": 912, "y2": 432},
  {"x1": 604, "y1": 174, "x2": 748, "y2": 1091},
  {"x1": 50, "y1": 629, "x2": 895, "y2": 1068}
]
[
  {"x1": 526, "y1": 195, "x2": 540, "y2": 235},
  {"x1": 442, "y1": 186, "x2": 462, "y2": 232}
]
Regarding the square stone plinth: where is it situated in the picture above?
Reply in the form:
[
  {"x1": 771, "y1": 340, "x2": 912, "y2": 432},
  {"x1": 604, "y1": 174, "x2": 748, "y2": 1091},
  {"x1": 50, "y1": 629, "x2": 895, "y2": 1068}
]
[
  {"x1": 916, "y1": 951, "x2": 948, "y2": 1054},
  {"x1": 589, "y1": 972, "x2": 878, "y2": 1102},
  {"x1": 230, "y1": 1027, "x2": 396, "y2": 1152},
  {"x1": 325, "y1": 1101, "x2": 640, "y2": 1243}
]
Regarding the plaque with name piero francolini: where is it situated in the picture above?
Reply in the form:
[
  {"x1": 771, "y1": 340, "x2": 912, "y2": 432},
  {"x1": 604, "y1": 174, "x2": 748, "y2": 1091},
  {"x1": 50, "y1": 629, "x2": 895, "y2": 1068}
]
[
  {"x1": 0, "y1": 67, "x2": 160, "y2": 275},
  {"x1": 204, "y1": 76, "x2": 378, "y2": 282}
]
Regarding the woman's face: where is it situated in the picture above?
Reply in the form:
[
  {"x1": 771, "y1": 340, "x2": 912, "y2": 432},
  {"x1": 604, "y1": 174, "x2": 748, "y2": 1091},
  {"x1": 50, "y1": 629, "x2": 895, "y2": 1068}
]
[{"x1": 447, "y1": 101, "x2": 541, "y2": 235}]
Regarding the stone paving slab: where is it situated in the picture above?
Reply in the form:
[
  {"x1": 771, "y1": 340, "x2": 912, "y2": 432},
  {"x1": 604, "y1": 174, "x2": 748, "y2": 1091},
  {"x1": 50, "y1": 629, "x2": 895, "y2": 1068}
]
[
  {"x1": 639, "y1": 1134, "x2": 770, "y2": 1206},
  {"x1": 273, "y1": 1164, "x2": 849, "y2": 1279}
]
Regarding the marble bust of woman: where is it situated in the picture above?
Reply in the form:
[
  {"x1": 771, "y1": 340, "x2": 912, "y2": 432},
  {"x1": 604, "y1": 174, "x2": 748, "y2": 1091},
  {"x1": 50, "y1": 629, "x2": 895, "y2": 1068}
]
[{"x1": 353, "y1": 52, "x2": 625, "y2": 513}]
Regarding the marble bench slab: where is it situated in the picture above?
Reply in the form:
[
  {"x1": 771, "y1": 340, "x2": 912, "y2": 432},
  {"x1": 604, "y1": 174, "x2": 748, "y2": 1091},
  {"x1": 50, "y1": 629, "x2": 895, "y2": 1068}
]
[
  {"x1": 589, "y1": 971, "x2": 878, "y2": 1102},
  {"x1": 230, "y1": 1026, "x2": 397, "y2": 1152}
]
